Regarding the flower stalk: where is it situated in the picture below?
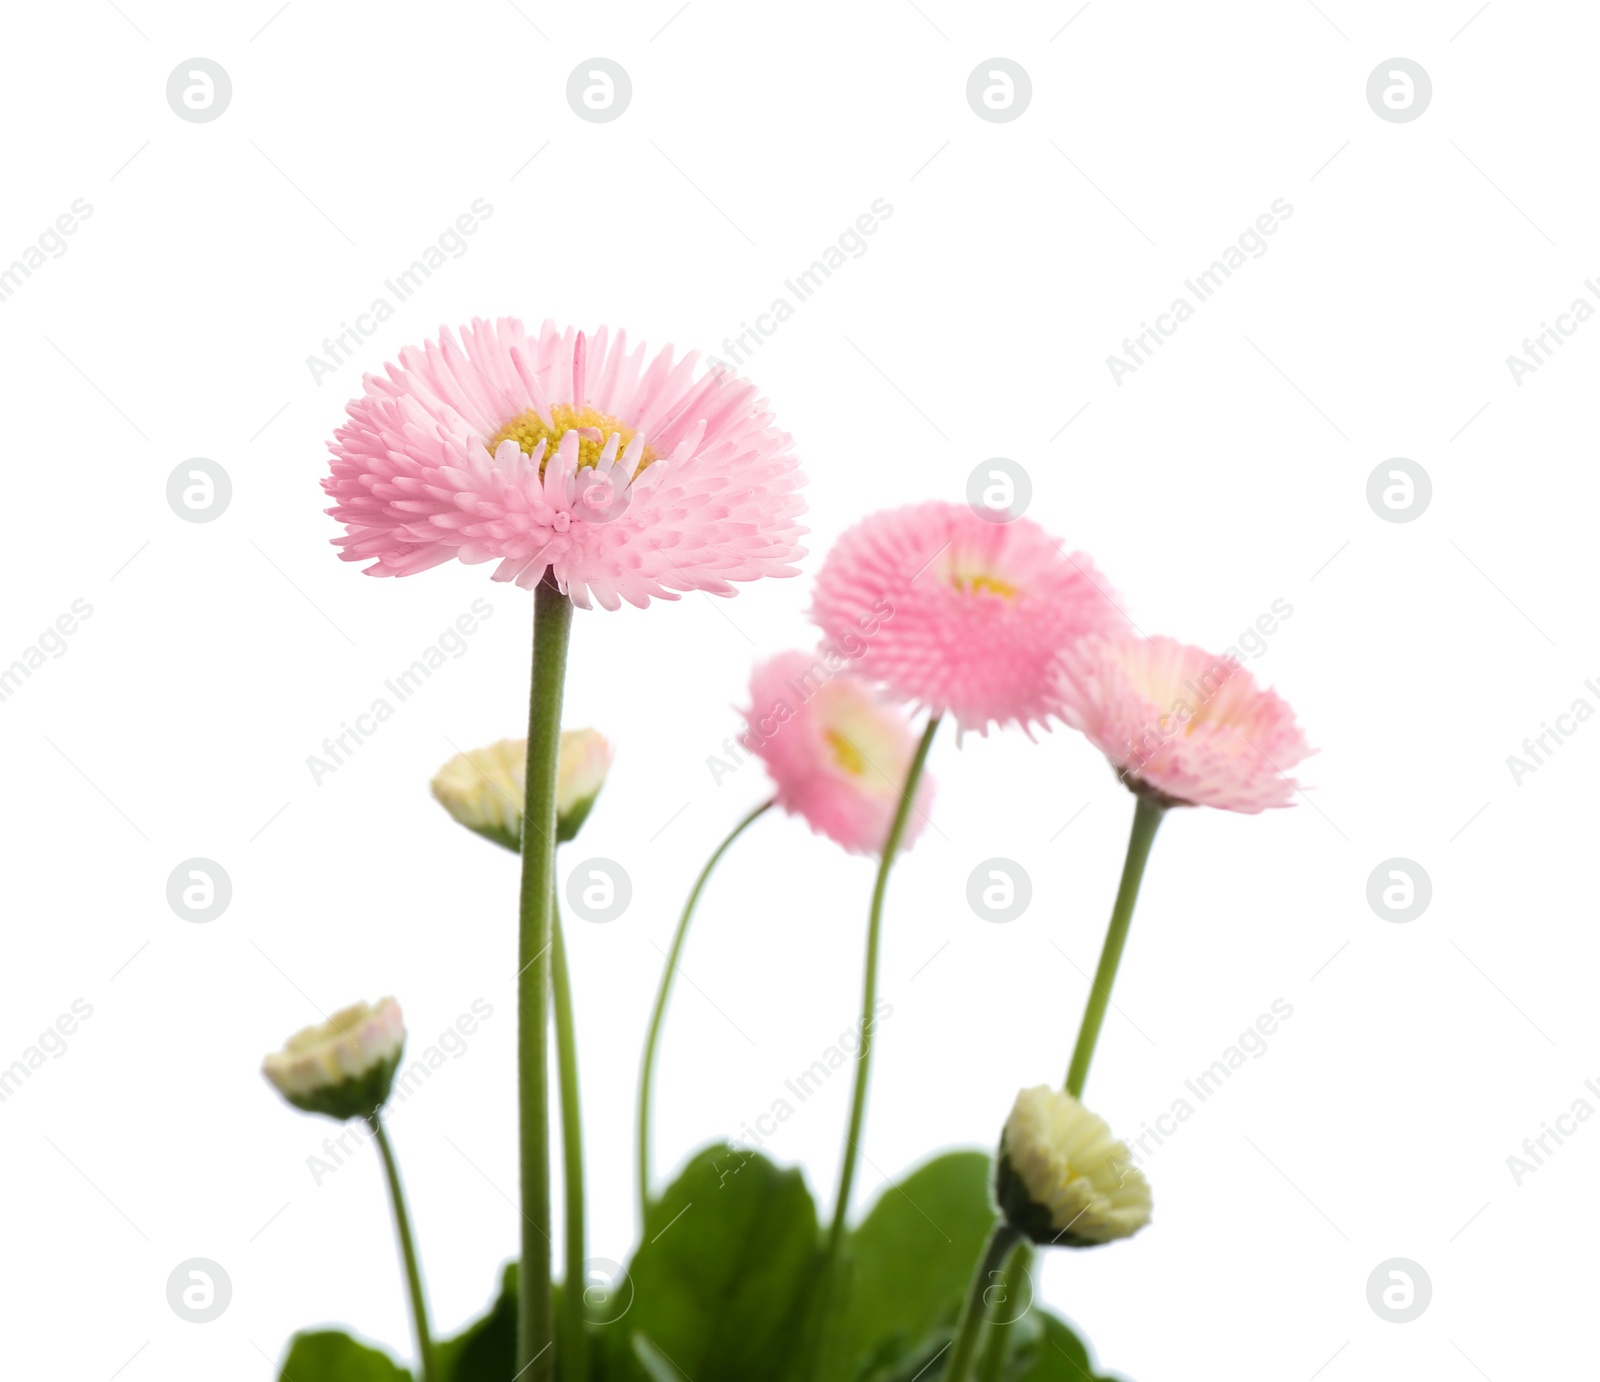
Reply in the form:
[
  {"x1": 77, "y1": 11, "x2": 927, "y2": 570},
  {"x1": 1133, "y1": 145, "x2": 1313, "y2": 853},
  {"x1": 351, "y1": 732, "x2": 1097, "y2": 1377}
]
[
  {"x1": 551, "y1": 891, "x2": 588, "y2": 1382},
  {"x1": 370, "y1": 1113, "x2": 437, "y2": 1382},
  {"x1": 944, "y1": 1221, "x2": 1023, "y2": 1382},
  {"x1": 978, "y1": 1240, "x2": 1032, "y2": 1382},
  {"x1": 517, "y1": 574, "x2": 573, "y2": 1379},
  {"x1": 637, "y1": 797, "x2": 774, "y2": 1218},
  {"x1": 827, "y1": 713, "x2": 941, "y2": 1253},
  {"x1": 1065, "y1": 793, "x2": 1165, "y2": 1098}
]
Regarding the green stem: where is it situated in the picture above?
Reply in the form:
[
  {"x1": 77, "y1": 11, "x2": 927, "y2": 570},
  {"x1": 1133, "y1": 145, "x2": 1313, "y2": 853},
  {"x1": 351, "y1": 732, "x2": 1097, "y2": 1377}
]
[
  {"x1": 551, "y1": 892, "x2": 587, "y2": 1382},
  {"x1": 976, "y1": 1238, "x2": 1031, "y2": 1382},
  {"x1": 1065, "y1": 793, "x2": 1165, "y2": 1098},
  {"x1": 826, "y1": 714, "x2": 941, "y2": 1255},
  {"x1": 371, "y1": 1113, "x2": 437, "y2": 1382},
  {"x1": 637, "y1": 797, "x2": 774, "y2": 1219},
  {"x1": 517, "y1": 575, "x2": 573, "y2": 1380},
  {"x1": 945, "y1": 1221, "x2": 1023, "y2": 1382}
]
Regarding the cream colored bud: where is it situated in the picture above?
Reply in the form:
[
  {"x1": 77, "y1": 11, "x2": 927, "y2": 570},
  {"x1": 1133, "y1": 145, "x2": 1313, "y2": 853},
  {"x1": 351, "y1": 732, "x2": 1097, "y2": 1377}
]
[
  {"x1": 262, "y1": 998, "x2": 406, "y2": 1122},
  {"x1": 996, "y1": 1085, "x2": 1152, "y2": 1246},
  {"x1": 431, "y1": 731, "x2": 613, "y2": 851}
]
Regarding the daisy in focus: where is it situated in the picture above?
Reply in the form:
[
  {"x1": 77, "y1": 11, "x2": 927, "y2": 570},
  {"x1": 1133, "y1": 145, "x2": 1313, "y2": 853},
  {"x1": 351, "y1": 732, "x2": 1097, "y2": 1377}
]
[
  {"x1": 323, "y1": 316, "x2": 805, "y2": 1368},
  {"x1": 1058, "y1": 633, "x2": 1313, "y2": 812},
  {"x1": 810, "y1": 501, "x2": 1121, "y2": 734},
  {"x1": 324, "y1": 319, "x2": 807, "y2": 609},
  {"x1": 743, "y1": 649, "x2": 935, "y2": 855}
]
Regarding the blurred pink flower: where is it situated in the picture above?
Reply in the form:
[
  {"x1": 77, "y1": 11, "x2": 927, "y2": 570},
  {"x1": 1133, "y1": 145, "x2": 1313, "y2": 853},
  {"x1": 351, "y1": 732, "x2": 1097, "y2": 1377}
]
[
  {"x1": 323, "y1": 318, "x2": 807, "y2": 610},
  {"x1": 809, "y1": 501, "x2": 1121, "y2": 734},
  {"x1": 1058, "y1": 633, "x2": 1313, "y2": 812},
  {"x1": 743, "y1": 650, "x2": 934, "y2": 855}
]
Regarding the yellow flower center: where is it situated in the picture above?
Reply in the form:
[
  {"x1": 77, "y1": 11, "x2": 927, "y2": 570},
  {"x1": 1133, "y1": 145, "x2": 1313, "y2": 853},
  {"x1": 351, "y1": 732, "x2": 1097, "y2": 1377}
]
[
  {"x1": 951, "y1": 572, "x2": 1018, "y2": 600},
  {"x1": 826, "y1": 728, "x2": 869, "y2": 776},
  {"x1": 485, "y1": 403, "x2": 657, "y2": 474}
]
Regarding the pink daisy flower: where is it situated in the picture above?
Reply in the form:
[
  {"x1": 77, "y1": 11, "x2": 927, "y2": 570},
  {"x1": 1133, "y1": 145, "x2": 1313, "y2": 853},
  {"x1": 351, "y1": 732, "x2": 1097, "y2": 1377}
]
[
  {"x1": 323, "y1": 318, "x2": 807, "y2": 610},
  {"x1": 1058, "y1": 633, "x2": 1314, "y2": 813},
  {"x1": 742, "y1": 650, "x2": 935, "y2": 855},
  {"x1": 809, "y1": 501, "x2": 1122, "y2": 734}
]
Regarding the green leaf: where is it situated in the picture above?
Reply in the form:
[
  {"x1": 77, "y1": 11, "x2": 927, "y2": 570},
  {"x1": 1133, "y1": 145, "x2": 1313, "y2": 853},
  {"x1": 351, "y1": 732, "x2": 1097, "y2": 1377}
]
[
  {"x1": 1009, "y1": 1309, "x2": 1121, "y2": 1381},
  {"x1": 824, "y1": 1149, "x2": 999, "y2": 1380},
  {"x1": 432, "y1": 1263, "x2": 596, "y2": 1382},
  {"x1": 277, "y1": 1330, "x2": 412, "y2": 1381},
  {"x1": 603, "y1": 1142, "x2": 821, "y2": 1382},
  {"x1": 435, "y1": 1262, "x2": 518, "y2": 1382},
  {"x1": 318, "y1": 1148, "x2": 1118, "y2": 1382}
]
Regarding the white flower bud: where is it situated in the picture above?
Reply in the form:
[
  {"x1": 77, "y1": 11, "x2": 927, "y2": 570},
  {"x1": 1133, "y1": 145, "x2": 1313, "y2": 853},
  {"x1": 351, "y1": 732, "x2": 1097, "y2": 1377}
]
[
  {"x1": 431, "y1": 739, "x2": 525, "y2": 851},
  {"x1": 555, "y1": 729, "x2": 613, "y2": 843},
  {"x1": 431, "y1": 730, "x2": 613, "y2": 850},
  {"x1": 262, "y1": 998, "x2": 406, "y2": 1121},
  {"x1": 996, "y1": 1085, "x2": 1152, "y2": 1246}
]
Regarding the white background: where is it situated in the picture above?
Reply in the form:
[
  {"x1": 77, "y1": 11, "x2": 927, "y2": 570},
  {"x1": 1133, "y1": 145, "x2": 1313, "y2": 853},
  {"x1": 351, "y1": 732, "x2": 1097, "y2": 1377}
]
[{"x1": 0, "y1": 1, "x2": 1593, "y2": 1378}]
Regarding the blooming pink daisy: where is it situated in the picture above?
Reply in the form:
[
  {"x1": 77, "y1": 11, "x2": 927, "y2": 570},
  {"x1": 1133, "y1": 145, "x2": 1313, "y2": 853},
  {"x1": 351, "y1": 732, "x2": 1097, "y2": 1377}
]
[
  {"x1": 742, "y1": 650, "x2": 935, "y2": 855},
  {"x1": 809, "y1": 502, "x2": 1122, "y2": 734},
  {"x1": 1057, "y1": 633, "x2": 1314, "y2": 813},
  {"x1": 323, "y1": 319, "x2": 807, "y2": 610}
]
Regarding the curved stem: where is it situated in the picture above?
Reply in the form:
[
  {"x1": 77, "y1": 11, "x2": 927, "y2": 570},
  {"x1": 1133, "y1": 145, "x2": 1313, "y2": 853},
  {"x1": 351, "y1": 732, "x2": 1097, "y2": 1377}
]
[
  {"x1": 826, "y1": 714, "x2": 941, "y2": 1254},
  {"x1": 371, "y1": 1114, "x2": 436, "y2": 1382},
  {"x1": 551, "y1": 892, "x2": 587, "y2": 1382},
  {"x1": 517, "y1": 575, "x2": 573, "y2": 1380},
  {"x1": 637, "y1": 797, "x2": 774, "y2": 1219},
  {"x1": 1065, "y1": 793, "x2": 1164, "y2": 1098},
  {"x1": 945, "y1": 1221, "x2": 1022, "y2": 1382}
]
